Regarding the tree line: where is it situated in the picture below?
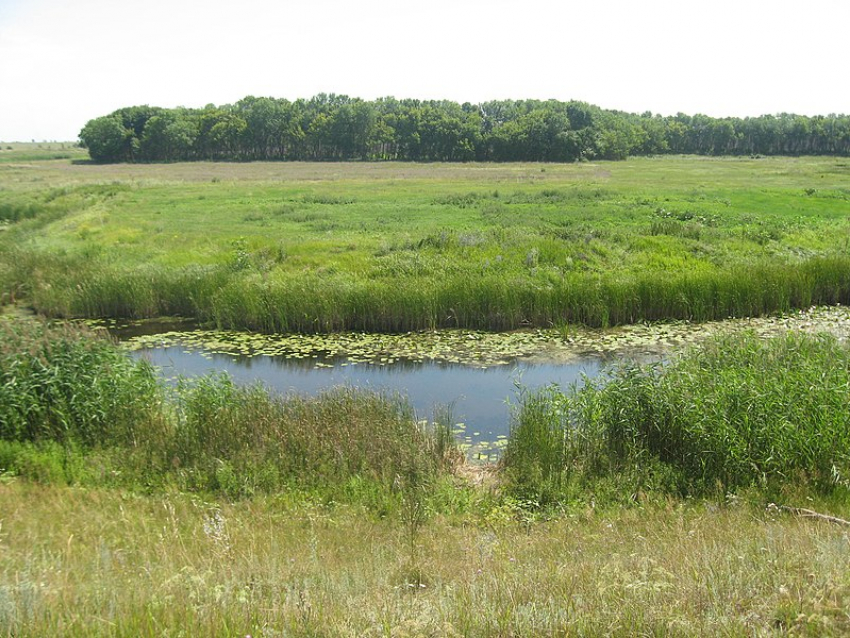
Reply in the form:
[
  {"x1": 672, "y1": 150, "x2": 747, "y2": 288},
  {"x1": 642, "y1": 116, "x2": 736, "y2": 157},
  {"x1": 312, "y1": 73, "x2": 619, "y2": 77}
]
[{"x1": 78, "y1": 95, "x2": 850, "y2": 163}]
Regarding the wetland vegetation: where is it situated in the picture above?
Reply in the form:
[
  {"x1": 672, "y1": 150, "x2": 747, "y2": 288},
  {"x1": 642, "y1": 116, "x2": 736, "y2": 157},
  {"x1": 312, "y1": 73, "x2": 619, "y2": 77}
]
[
  {"x1": 3, "y1": 313, "x2": 850, "y2": 635},
  {"x1": 503, "y1": 331, "x2": 850, "y2": 505},
  {"x1": 3, "y1": 150, "x2": 850, "y2": 635},
  {"x1": 0, "y1": 319, "x2": 455, "y2": 501},
  {"x1": 2, "y1": 155, "x2": 850, "y2": 332}
]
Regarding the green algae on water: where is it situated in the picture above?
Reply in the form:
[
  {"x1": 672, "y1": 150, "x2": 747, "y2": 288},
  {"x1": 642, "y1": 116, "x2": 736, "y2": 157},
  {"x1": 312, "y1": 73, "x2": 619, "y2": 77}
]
[{"x1": 101, "y1": 305, "x2": 850, "y2": 369}]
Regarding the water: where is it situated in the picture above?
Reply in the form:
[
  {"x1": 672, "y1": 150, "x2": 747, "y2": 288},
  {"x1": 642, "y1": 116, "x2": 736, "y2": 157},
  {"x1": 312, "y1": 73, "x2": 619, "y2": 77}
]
[
  {"x1": 132, "y1": 346, "x2": 605, "y2": 456},
  {"x1": 117, "y1": 306, "x2": 850, "y2": 455}
]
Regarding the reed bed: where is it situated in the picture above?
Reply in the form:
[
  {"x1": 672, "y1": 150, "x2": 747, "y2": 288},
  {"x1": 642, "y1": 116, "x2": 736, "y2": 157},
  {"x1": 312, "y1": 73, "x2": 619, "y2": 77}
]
[
  {"x1": 503, "y1": 331, "x2": 850, "y2": 504},
  {"x1": 13, "y1": 253, "x2": 850, "y2": 333},
  {"x1": 0, "y1": 319, "x2": 455, "y2": 501},
  {"x1": 169, "y1": 375, "x2": 453, "y2": 499},
  {"x1": 0, "y1": 319, "x2": 162, "y2": 448}
]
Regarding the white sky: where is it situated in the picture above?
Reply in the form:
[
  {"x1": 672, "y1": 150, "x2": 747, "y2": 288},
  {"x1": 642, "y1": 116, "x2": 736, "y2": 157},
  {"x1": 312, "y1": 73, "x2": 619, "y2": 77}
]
[{"x1": 1, "y1": 0, "x2": 848, "y2": 141}]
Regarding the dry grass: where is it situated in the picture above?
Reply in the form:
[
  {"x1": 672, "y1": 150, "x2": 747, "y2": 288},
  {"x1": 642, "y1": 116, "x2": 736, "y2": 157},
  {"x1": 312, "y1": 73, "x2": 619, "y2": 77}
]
[
  {"x1": 0, "y1": 158, "x2": 610, "y2": 185},
  {"x1": 2, "y1": 482, "x2": 849, "y2": 636}
]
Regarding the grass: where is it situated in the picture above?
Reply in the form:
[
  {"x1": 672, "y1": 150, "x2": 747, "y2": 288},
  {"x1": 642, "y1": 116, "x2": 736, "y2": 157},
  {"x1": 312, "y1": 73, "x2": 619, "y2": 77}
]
[
  {"x1": 2, "y1": 482, "x2": 850, "y2": 636},
  {"x1": 0, "y1": 318, "x2": 455, "y2": 502},
  {"x1": 4, "y1": 319, "x2": 850, "y2": 634},
  {"x1": 2, "y1": 155, "x2": 850, "y2": 330},
  {"x1": 0, "y1": 142, "x2": 87, "y2": 163},
  {"x1": 502, "y1": 331, "x2": 850, "y2": 505}
]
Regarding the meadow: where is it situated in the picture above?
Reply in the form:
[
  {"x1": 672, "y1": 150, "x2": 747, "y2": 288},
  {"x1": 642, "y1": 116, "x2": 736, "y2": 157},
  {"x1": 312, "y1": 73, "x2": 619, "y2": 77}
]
[
  {"x1": 3, "y1": 308, "x2": 850, "y2": 635},
  {"x1": 4, "y1": 151, "x2": 850, "y2": 634},
  {"x1": 0, "y1": 142, "x2": 88, "y2": 164},
  {"x1": 1, "y1": 154, "x2": 850, "y2": 330},
  {"x1": 3, "y1": 481, "x2": 850, "y2": 637}
]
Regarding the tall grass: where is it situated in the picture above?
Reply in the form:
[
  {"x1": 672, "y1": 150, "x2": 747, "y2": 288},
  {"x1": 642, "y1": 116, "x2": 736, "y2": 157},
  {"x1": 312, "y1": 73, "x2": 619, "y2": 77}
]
[
  {"x1": 4, "y1": 483, "x2": 850, "y2": 636},
  {"x1": 169, "y1": 375, "x2": 454, "y2": 498},
  {"x1": 3, "y1": 251, "x2": 232, "y2": 320},
  {"x1": 50, "y1": 254, "x2": 842, "y2": 333},
  {"x1": 502, "y1": 331, "x2": 850, "y2": 504},
  {"x1": 0, "y1": 319, "x2": 455, "y2": 501},
  {"x1": 0, "y1": 319, "x2": 163, "y2": 448},
  {"x1": 0, "y1": 200, "x2": 46, "y2": 223}
]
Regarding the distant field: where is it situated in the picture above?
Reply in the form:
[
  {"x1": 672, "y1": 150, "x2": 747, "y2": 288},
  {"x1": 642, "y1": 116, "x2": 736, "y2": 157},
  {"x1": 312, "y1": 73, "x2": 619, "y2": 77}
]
[
  {"x1": 0, "y1": 141, "x2": 88, "y2": 163},
  {"x1": 2, "y1": 155, "x2": 850, "y2": 331}
]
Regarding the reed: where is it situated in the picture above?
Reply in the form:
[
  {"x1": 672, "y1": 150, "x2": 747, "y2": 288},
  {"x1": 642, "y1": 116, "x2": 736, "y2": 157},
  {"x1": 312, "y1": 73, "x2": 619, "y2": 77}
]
[
  {"x1": 239, "y1": 256, "x2": 850, "y2": 332},
  {"x1": 169, "y1": 375, "x2": 454, "y2": 498},
  {"x1": 0, "y1": 319, "x2": 455, "y2": 501},
  {"x1": 503, "y1": 331, "x2": 850, "y2": 503},
  {"x1": 0, "y1": 319, "x2": 163, "y2": 448}
]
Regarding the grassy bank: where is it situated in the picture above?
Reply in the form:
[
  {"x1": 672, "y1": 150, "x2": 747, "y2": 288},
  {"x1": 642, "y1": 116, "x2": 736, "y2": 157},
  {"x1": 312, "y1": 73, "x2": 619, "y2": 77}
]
[
  {"x1": 503, "y1": 331, "x2": 850, "y2": 505},
  {"x1": 2, "y1": 156, "x2": 850, "y2": 330},
  {"x1": 0, "y1": 319, "x2": 455, "y2": 503},
  {"x1": 5, "y1": 317, "x2": 850, "y2": 505},
  {"x1": 4, "y1": 319, "x2": 850, "y2": 634},
  {"x1": 2, "y1": 482, "x2": 850, "y2": 636}
]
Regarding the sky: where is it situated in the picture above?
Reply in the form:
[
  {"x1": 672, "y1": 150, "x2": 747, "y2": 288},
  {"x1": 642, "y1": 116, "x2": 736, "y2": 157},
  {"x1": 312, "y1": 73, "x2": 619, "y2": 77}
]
[{"x1": 1, "y1": 0, "x2": 848, "y2": 141}]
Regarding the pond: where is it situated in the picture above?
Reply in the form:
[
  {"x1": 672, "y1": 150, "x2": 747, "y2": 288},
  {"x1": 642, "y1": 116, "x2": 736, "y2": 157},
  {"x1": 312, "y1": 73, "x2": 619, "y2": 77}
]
[
  {"x1": 106, "y1": 305, "x2": 850, "y2": 458},
  {"x1": 132, "y1": 345, "x2": 604, "y2": 458}
]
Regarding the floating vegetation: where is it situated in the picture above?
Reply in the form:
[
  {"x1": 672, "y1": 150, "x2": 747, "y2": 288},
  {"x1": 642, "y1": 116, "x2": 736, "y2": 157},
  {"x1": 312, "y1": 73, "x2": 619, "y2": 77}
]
[
  {"x1": 80, "y1": 306, "x2": 850, "y2": 463},
  {"x1": 95, "y1": 305, "x2": 850, "y2": 369},
  {"x1": 116, "y1": 325, "x2": 569, "y2": 368}
]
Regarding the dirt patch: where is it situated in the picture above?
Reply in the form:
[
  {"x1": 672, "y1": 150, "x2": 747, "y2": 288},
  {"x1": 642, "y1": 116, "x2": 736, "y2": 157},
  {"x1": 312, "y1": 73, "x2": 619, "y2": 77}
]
[{"x1": 454, "y1": 462, "x2": 500, "y2": 489}]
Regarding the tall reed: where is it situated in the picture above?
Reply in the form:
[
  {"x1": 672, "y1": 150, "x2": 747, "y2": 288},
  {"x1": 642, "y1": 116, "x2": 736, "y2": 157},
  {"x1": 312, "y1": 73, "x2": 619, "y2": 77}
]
[
  {"x1": 6, "y1": 234, "x2": 850, "y2": 332},
  {"x1": 204, "y1": 255, "x2": 850, "y2": 333},
  {"x1": 170, "y1": 375, "x2": 455, "y2": 498},
  {"x1": 0, "y1": 319, "x2": 163, "y2": 448},
  {"x1": 0, "y1": 318, "x2": 456, "y2": 501},
  {"x1": 503, "y1": 331, "x2": 850, "y2": 503}
]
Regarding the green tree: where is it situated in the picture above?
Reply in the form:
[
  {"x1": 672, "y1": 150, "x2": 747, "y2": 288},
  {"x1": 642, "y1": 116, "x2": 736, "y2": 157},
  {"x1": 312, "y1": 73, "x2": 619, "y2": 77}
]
[
  {"x1": 140, "y1": 111, "x2": 198, "y2": 161},
  {"x1": 79, "y1": 115, "x2": 134, "y2": 163}
]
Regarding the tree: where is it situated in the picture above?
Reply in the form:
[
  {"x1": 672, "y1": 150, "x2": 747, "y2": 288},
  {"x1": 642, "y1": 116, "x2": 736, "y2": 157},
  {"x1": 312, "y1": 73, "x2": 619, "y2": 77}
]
[
  {"x1": 140, "y1": 111, "x2": 198, "y2": 161},
  {"x1": 79, "y1": 115, "x2": 134, "y2": 163},
  {"x1": 79, "y1": 95, "x2": 850, "y2": 163}
]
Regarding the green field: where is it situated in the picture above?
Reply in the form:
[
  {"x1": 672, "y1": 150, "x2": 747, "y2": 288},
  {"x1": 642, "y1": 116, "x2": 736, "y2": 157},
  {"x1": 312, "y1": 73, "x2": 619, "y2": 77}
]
[
  {"x1": 4, "y1": 152, "x2": 850, "y2": 635},
  {"x1": 2, "y1": 153, "x2": 850, "y2": 330},
  {"x1": 0, "y1": 142, "x2": 88, "y2": 163}
]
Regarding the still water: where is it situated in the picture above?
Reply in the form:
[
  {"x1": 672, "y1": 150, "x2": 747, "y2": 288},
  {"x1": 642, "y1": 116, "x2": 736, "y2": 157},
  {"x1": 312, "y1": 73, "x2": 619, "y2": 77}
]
[{"x1": 132, "y1": 345, "x2": 606, "y2": 456}]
